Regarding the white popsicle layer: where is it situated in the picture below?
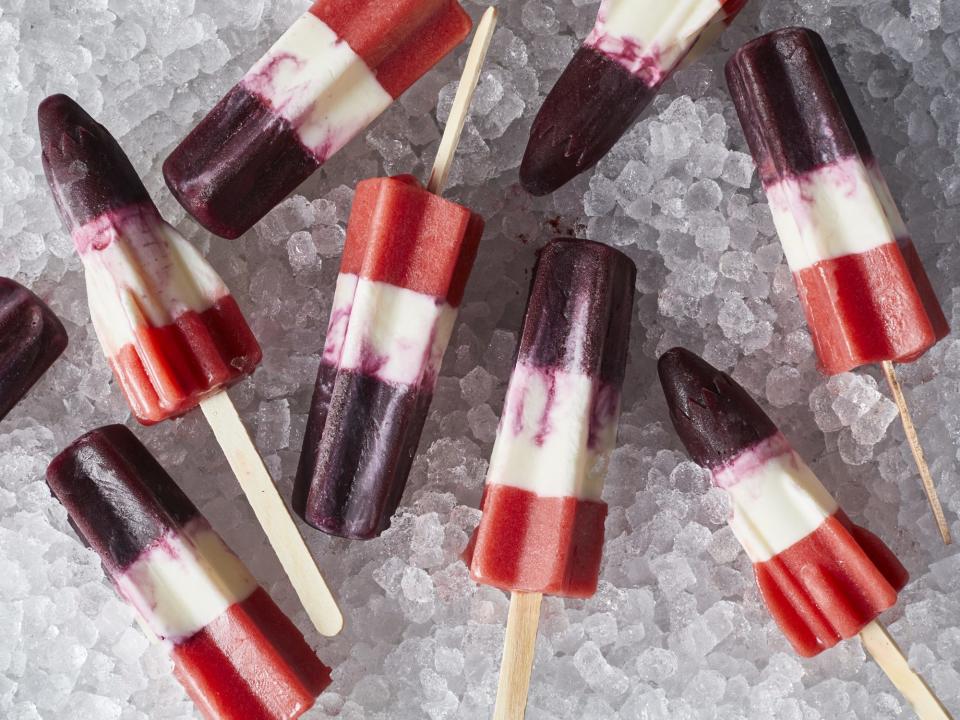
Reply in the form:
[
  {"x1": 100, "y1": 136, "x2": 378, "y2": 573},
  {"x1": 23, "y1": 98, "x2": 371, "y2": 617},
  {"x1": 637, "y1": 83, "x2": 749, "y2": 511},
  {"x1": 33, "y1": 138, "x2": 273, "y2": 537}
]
[
  {"x1": 485, "y1": 363, "x2": 620, "y2": 502},
  {"x1": 585, "y1": 0, "x2": 726, "y2": 83},
  {"x1": 74, "y1": 205, "x2": 229, "y2": 359},
  {"x1": 764, "y1": 157, "x2": 908, "y2": 271},
  {"x1": 114, "y1": 517, "x2": 258, "y2": 642},
  {"x1": 713, "y1": 434, "x2": 839, "y2": 562},
  {"x1": 321, "y1": 273, "x2": 457, "y2": 388},
  {"x1": 241, "y1": 12, "x2": 392, "y2": 162}
]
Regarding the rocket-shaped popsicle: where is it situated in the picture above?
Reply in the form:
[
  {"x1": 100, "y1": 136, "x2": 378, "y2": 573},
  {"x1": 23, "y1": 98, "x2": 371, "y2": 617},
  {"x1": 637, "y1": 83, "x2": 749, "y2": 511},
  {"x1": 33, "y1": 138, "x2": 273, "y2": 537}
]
[
  {"x1": 658, "y1": 348, "x2": 908, "y2": 657},
  {"x1": 466, "y1": 239, "x2": 636, "y2": 598},
  {"x1": 726, "y1": 28, "x2": 949, "y2": 375},
  {"x1": 47, "y1": 425, "x2": 332, "y2": 720},
  {"x1": 0, "y1": 278, "x2": 67, "y2": 422},
  {"x1": 293, "y1": 175, "x2": 484, "y2": 540},
  {"x1": 163, "y1": 0, "x2": 474, "y2": 239},
  {"x1": 38, "y1": 94, "x2": 262, "y2": 425},
  {"x1": 520, "y1": 0, "x2": 748, "y2": 196}
]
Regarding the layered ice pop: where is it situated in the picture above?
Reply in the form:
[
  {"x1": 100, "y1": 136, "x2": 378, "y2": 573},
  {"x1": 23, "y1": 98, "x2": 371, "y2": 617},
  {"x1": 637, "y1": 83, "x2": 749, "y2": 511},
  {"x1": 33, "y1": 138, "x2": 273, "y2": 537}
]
[
  {"x1": 163, "y1": 0, "x2": 474, "y2": 239},
  {"x1": 39, "y1": 94, "x2": 262, "y2": 425},
  {"x1": 520, "y1": 0, "x2": 748, "y2": 196},
  {"x1": 0, "y1": 278, "x2": 67, "y2": 422},
  {"x1": 294, "y1": 175, "x2": 484, "y2": 539},
  {"x1": 658, "y1": 348, "x2": 908, "y2": 657},
  {"x1": 466, "y1": 239, "x2": 636, "y2": 598},
  {"x1": 47, "y1": 425, "x2": 332, "y2": 720},
  {"x1": 726, "y1": 28, "x2": 949, "y2": 375}
]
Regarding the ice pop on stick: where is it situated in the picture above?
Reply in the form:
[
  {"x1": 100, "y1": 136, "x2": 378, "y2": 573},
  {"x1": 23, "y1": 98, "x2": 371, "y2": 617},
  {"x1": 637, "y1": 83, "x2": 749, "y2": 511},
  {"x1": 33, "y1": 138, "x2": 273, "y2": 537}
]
[
  {"x1": 293, "y1": 8, "x2": 497, "y2": 540},
  {"x1": 659, "y1": 348, "x2": 952, "y2": 720},
  {"x1": 0, "y1": 277, "x2": 67, "y2": 422},
  {"x1": 39, "y1": 95, "x2": 342, "y2": 636},
  {"x1": 47, "y1": 425, "x2": 332, "y2": 720},
  {"x1": 726, "y1": 27, "x2": 952, "y2": 543},
  {"x1": 163, "y1": 0, "x2": 474, "y2": 239},
  {"x1": 520, "y1": 0, "x2": 748, "y2": 196},
  {"x1": 466, "y1": 238, "x2": 636, "y2": 720}
]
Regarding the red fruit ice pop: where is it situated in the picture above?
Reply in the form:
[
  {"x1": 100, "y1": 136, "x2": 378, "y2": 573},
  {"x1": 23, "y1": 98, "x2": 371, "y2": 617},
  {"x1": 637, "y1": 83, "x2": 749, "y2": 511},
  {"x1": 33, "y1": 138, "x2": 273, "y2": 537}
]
[
  {"x1": 467, "y1": 238, "x2": 636, "y2": 720},
  {"x1": 0, "y1": 277, "x2": 67, "y2": 422},
  {"x1": 163, "y1": 0, "x2": 474, "y2": 239},
  {"x1": 726, "y1": 27, "x2": 953, "y2": 544},
  {"x1": 658, "y1": 348, "x2": 951, "y2": 719},
  {"x1": 47, "y1": 425, "x2": 332, "y2": 720}
]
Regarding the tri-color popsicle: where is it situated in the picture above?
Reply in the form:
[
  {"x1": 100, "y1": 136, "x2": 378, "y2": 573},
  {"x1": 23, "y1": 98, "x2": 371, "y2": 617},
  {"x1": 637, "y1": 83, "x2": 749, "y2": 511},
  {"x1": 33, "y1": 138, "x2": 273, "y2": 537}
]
[
  {"x1": 293, "y1": 175, "x2": 484, "y2": 539},
  {"x1": 47, "y1": 425, "x2": 332, "y2": 720},
  {"x1": 39, "y1": 94, "x2": 261, "y2": 425},
  {"x1": 467, "y1": 238, "x2": 636, "y2": 720},
  {"x1": 164, "y1": 0, "x2": 474, "y2": 239},
  {"x1": 39, "y1": 94, "x2": 342, "y2": 636},
  {"x1": 658, "y1": 348, "x2": 951, "y2": 719},
  {"x1": 520, "y1": 0, "x2": 748, "y2": 196},
  {"x1": 726, "y1": 27, "x2": 953, "y2": 543},
  {"x1": 0, "y1": 277, "x2": 67, "y2": 423}
]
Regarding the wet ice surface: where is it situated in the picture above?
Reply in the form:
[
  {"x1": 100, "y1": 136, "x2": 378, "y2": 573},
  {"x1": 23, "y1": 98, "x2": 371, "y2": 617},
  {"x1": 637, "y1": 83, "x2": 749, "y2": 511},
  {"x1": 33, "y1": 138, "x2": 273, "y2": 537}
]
[{"x1": 2, "y1": 0, "x2": 960, "y2": 718}]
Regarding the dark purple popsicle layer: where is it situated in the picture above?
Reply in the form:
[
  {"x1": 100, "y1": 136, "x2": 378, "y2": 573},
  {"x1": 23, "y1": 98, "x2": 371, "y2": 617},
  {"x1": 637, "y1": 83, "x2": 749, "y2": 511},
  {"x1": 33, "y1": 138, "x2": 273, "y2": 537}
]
[
  {"x1": 163, "y1": 84, "x2": 319, "y2": 240},
  {"x1": 38, "y1": 95, "x2": 152, "y2": 232},
  {"x1": 46, "y1": 425, "x2": 200, "y2": 573},
  {"x1": 657, "y1": 348, "x2": 779, "y2": 470},
  {"x1": 520, "y1": 46, "x2": 656, "y2": 196},
  {"x1": 0, "y1": 278, "x2": 67, "y2": 422},
  {"x1": 295, "y1": 367, "x2": 431, "y2": 540},
  {"x1": 519, "y1": 238, "x2": 636, "y2": 388},
  {"x1": 725, "y1": 27, "x2": 874, "y2": 186}
]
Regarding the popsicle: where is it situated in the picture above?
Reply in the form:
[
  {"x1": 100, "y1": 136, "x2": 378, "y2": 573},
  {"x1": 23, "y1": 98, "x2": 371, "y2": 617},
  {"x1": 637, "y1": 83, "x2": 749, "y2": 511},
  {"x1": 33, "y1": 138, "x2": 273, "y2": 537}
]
[
  {"x1": 39, "y1": 94, "x2": 260, "y2": 425},
  {"x1": 466, "y1": 238, "x2": 636, "y2": 720},
  {"x1": 520, "y1": 0, "x2": 748, "y2": 196},
  {"x1": 658, "y1": 348, "x2": 951, "y2": 719},
  {"x1": 39, "y1": 94, "x2": 342, "y2": 636},
  {"x1": 163, "y1": 0, "x2": 474, "y2": 239},
  {"x1": 726, "y1": 27, "x2": 952, "y2": 544},
  {"x1": 293, "y1": 8, "x2": 498, "y2": 541},
  {"x1": 0, "y1": 277, "x2": 67, "y2": 422},
  {"x1": 293, "y1": 175, "x2": 484, "y2": 539},
  {"x1": 47, "y1": 425, "x2": 332, "y2": 720}
]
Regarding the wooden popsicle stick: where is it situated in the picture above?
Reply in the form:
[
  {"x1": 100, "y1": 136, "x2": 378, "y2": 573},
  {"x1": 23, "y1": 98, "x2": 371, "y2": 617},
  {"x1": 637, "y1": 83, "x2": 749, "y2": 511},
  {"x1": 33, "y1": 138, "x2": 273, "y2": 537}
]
[
  {"x1": 881, "y1": 361, "x2": 951, "y2": 545},
  {"x1": 860, "y1": 620, "x2": 953, "y2": 720},
  {"x1": 426, "y1": 6, "x2": 498, "y2": 196},
  {"x1": 493, "y1": 592, "x2": 543, "y2": 720},
  {"x1": 200, "y1": 390, "x2": 343, "y2": 637}
]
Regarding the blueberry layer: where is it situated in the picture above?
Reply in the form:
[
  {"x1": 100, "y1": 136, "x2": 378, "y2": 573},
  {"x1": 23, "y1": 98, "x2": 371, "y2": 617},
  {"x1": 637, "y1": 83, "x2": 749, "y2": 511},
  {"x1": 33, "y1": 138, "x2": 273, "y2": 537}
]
[
  {"x1": 520, "y1": 46, "x2": 656, "y2": 196},
  {"x1": 725, "y1": 27, "x2": 874, "y2": 185},
  {"x1": 163, "y1": 83, "x2": 320, "y2": 240},
  {"x1": 657, "y1": 347, "x2": 778, "y2": 470},
  {"x1": 0, "y1": 278, "x2": 67, "y2": 422},
  {"x1": 46, "y1": 425, "x2": 200, "y2": 573},
  {"x1": 519, "y1": 239, "x2": 636, "y2": 389},
  {"x1": 38, "y1": 94, "x2": 152, "y2": 232},
  {"x1": 300, "y1": 369, "x2": 432, "y2": 540}
]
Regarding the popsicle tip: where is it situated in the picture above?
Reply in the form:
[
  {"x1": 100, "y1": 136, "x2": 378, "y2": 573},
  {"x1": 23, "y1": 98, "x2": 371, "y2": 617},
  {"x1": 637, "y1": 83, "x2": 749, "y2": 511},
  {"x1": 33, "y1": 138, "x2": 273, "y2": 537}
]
[
  {"x1": 38, "y1": 93, "x2": 152, "y2": 233},
  {"x1": 657, "y1": 347, "x2": 779, "y2": 469}
]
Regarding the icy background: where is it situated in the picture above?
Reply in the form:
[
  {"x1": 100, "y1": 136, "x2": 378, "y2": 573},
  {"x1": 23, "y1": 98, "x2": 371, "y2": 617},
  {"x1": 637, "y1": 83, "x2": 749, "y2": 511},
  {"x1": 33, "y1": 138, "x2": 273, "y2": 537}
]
[{"x1": 1, "y1": 0, "x2": 959, "y2": 718}]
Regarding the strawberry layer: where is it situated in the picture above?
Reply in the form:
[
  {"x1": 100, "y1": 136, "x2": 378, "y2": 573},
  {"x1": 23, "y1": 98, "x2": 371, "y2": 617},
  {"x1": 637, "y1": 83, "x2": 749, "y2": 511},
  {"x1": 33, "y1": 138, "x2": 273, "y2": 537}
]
[
  {"x1": 309, "y1": 0, "x2": 472, "y2": 99},
  {"x1": 755, "y1": 510, "x2": 908, "y2": 657},
  {"x1": 341, "y1": 176, "x2": 484, "y2": 304},
  {"x1": 795, "y1": 239, "x2": 949, "y2": 375},
  {"x1": 466, "y1": 484, "x2": 606, "y2": 598},
  {"x1": 172, "y1": 587, "x2": 332, "y2": 720},
  {"x1": 111, "y1": 297, "x2": 262, "y2": 425}
]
